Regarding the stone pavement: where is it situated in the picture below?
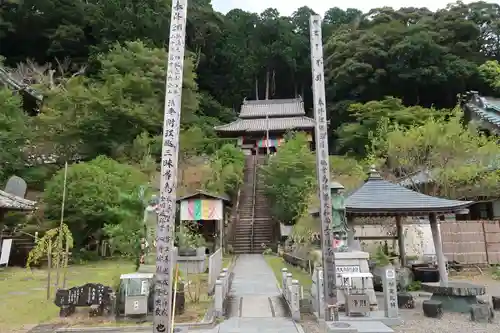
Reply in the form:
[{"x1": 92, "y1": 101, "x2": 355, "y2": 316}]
[
  {"x1": 215, "y1": 254, "x2": 301, "y2": 333},
  {"x1": 42, "y1": 255, "x2": 300, "y2": 333}
]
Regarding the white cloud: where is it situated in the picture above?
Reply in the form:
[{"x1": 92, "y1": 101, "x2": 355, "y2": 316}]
[{"x1": 211, "y1": 0, "x2": 493, "y2": 17}]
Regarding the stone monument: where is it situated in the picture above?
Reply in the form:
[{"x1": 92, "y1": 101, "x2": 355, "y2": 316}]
[
  {"x1": 330, "y1": 182, "x2": 377, "y2": 309},
  {"x1": 138, "y1": 195, "x2": 161, "y2": 273}
]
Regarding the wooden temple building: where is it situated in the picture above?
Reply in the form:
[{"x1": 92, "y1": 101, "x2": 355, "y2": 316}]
[{"x1": 214, "y1": 98, "x2": 315, "y2": 155}]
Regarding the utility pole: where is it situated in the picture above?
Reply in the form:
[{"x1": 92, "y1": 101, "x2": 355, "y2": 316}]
[
  {"x1": 153, "y1": 1, "x2": 188, "y2": 333},
  {"x1": 309, "y1": 15, "x2": 338, "y2": 323}
]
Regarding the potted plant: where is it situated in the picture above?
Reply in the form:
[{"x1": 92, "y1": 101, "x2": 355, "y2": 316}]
[{"x1": 175, "y1": 225, "x2": 206, "y2": 257}]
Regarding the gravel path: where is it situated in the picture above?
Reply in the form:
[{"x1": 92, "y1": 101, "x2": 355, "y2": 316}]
[{"x1": 300, "y1": 274, "x2": 500, "y2": 333}]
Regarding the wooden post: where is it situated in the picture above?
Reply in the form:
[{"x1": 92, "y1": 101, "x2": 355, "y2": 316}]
[
  {"x1": 56, "y1": 161, "x2": 68, "y2": 289},
  {"x1": 429, "y1": 213, "x2": 448, "y2": 284},
  {"x1": 309, "y1": 14, "x2": 337, "y2": 322},
  {"x1": 154, "y1": 1, "x2": 188, "y2": 333},
  {"x1": 396, "y1": 216, "x2": 405, "y2": 267},
  {"x1": 62, "y1": 239, "x2": 70, "y2": 289},
  {"x1": 46, "y1": 239, "x2": 52, "y2": 300}
]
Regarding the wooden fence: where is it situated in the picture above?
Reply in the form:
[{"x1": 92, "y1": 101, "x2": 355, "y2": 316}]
[{"x1": 440, "y1": 220, "x2": 500, "y2": 265}]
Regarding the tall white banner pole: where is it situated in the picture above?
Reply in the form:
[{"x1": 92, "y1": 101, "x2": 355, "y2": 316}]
[
  {"x1": 309, "y1": 15, "x2": 338, "y2": 323},
  {"x1": 154, "y1": 1, "x2": 188, "y2": 333}
]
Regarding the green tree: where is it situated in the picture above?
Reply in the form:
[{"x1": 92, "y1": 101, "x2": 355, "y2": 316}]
[
  {"x1": 261, "y1": 132, "x2": 315, "y2": 225},
  {"x1": 43, "y1": 156, "x2": 147, "y2": 247},
  {"x1": 336, "y1": 97, "x2": 444, "y2": 155},
  {"x1": 0, "y1": 87, "x2": 30, "y2": 181},
  {"x1": 102, "y1": 192, "x2": 145, "y2": 258},
  {"x1": 369, "y1": 110, "x2": 500, "y2": 199},
  {"x1": 38, "y1": 40, "x2": 199, "y2": 160},
  {"x1": 204, "y1": 144, "x2": 245, "y2": 196},
  {"x1": 479, "y1": 60, "x2": 500, "y2": 92}
]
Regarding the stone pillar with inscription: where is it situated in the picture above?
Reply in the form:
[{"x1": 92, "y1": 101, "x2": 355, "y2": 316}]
[
  {"x1": 309, "y1": 14, "x2": 337, "y2": 322},
  {"x1": 153, "y1": 1, "x2": 188, "y2": 333},
  {"x1": 382, "y1": 265, "x2": 399, "y2": 319}
]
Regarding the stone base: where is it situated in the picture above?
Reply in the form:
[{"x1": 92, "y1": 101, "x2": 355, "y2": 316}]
[
  {"x1": 339, "y1": 310, "x2": 402, "y2": 327},
  {"x1": 327, "y1": 320, "x2": 394, "y2": 333},
  {"x1": 470, "y1": 303, "x2": 494, "y2": 323},
  {"x1": 313, "y1": 310, "x2": 402, "y2": 327},
  {"x1": 430, "y1": 294, "x2": 478, "y2": 313},
  {"x1": 334, "y1": 251, "x2": 377, "y2": 308},
  {"x1": 397, "y1": 292, "x2": 415, "y2": 309},
  {"x1": 423, "y1": 300, "x2": 443, "y2": 318},
  {"x1": 492, "y1": 296, "x2": 500, "y2": 311}
]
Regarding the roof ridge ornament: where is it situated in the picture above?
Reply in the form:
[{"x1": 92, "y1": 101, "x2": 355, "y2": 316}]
[{"x1": 368, "y1": 165, "x2": 383, "y2": 180}]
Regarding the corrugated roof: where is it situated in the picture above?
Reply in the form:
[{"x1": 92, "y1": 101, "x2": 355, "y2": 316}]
[
  {"x1": 214, "y1": 116, "x2": 315, "y2": 132},
  {"x1": 0, "y1": 190, "x2": 36, "y2": 211},
  {"x1": 310, "y1": 167, "x2": 473, "y2": 216},
  {"x1": 239, "y1": 98, "x2": 305, "y2": 118}
]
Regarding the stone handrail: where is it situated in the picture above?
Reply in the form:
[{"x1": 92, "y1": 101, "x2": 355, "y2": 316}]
[
  {"x1": 213, "y1": 267, "x2": 231, "y2": 318},
  {"x1": 280, "y1": 268, "x2": 301, "y2": 321}
]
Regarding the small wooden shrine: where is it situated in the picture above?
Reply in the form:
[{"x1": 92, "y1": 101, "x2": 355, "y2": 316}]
[{"x1": 176, "y1": 190, "x2": 231, "y2": 252}]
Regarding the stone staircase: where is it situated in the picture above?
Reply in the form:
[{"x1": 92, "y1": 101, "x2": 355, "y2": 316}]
[{"x1": 231, "y1": 155, "x2": 274, "y2": 254}]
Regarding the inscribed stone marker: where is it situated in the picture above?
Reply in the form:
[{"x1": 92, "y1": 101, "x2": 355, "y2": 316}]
[
  {"x1": 382, "y1": 265, "x2": 399, "y2": 319},
  {"x1": 309, "y1": 13, "x2": 337, "y2": 321}
]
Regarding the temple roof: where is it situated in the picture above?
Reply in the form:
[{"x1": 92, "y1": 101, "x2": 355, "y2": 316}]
[
  {"x1": 215, "y1": 98, "x2": 314, "y2": 133},
  {"x1": 0, "y1": 190, "x2": 36, "y2": 211},
  {"x1": 215, "y1": 116, "x2": 315, "y2": 132},
  {"x1": 0, "y1": 66, "x2": 44, "y2": 102},
  {"x1": 239, "y1": 98, "x2": 305, "y2": 118},
  {"x1": 176, "y1": 190, "x2": 230, "y2": 203},
  {"x1": 464, "y1": 92, "x2": 500, "y2": 128},
  {"x1": 310, "y1": 167, "x2": 473, "y2": 217}
]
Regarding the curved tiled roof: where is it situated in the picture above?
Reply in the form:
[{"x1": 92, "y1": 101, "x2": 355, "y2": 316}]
[
  {"x1": 465, "y1": 93, "x2": 500, "y2": 127},
  {"x1": 214, "y1": 116, "x2": 315, "y2": 132},
  {"x1": 0, "y1": 190, "x2": 36, "y2": 211},
  {"x1": 239, "y1": 98, "x2": 305, "y2": 118},
  {"x1": 311, "y1": 167, "x2": 473, "y2": 217}
]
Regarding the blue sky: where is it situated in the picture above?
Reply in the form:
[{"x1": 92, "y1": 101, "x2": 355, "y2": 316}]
[{"x1": 211, "y1": 0, "x2": 489, "y2": 16}]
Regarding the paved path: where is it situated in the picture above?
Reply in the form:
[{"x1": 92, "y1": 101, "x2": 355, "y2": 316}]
[{"x1": 215, "y1": 254, "x2": 300, "y2": 333}]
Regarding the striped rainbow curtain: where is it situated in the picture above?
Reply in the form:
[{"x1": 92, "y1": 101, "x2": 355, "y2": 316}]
[
  {"x1": 180, "y1": 199, "x2": 223, "y2": 220},
  {"x1": 256, "y1": 138, "x2": 285, "y2": 148}
]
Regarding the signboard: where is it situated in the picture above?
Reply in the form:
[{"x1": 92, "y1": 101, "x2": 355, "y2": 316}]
[
  {"x1": 336, "y1": 265, "x2": 360, "y2": 274},
  {"x1": 0, "y1": 239, "x2": 13, "y2": 266},
  {"x1": 386, "y1": 268, "x2": 395, "y2": 279},
  {"x1": 154, "y1": 1, "x2": 188, "y2": 333},
  {"x1": 309, "y1": 14, "x2": 336, "y2": 320},
  {"x1": 141, "y1": 280, "x2": 148, "y2": 295}
]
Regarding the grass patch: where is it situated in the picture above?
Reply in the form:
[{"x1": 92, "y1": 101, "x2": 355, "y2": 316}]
[
  {"x1": 264, "y1": 254, "x2": 312, "y2": 291},
  {"x1": 0, "y1": 255, "x2": 235, "y2": 331},
  {"x1": 0, "y1": 260, "x2": 134, "y2": 332}
]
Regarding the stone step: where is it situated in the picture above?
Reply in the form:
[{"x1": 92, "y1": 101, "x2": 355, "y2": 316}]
[
  {"x1": 235, "y1": 227, "x2": 273, "y2": 232},
  {"x1": 235, "y1": 231, "x2": 273, "y2": 237}
]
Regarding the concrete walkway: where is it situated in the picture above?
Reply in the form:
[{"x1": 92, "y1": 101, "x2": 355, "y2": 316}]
[{"x1": 215, "y1": 254, "x2": 301, "y2": 333}]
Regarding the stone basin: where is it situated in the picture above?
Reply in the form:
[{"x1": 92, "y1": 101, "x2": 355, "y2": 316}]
[
  {"x1": 421, "y1": 281, "x2": 486, "y2": 296},
  {"x1": 421, "y1": 281, "x2": 486, "y2": 313}
]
